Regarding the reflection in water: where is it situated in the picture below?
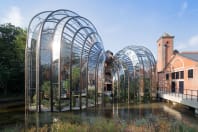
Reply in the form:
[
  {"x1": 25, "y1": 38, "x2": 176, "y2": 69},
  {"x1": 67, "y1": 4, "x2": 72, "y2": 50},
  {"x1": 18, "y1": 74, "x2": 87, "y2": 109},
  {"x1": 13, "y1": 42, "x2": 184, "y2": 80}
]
[
  {"x1": 0, "y1": 103, "x2": 198, "y2": 130},
  {"x1": 163, "y1": 105, "x2": 182, "y2": 120},
  {"x1": 24, "y1": 102, "x2": 198, "y2": 131}
]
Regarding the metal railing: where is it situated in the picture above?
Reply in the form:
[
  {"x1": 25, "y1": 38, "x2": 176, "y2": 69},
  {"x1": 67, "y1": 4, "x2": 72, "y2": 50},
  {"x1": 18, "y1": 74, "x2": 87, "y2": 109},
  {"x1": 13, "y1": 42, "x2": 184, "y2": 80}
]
[{"x1": 158, "y1": 87, "x2": 198, "y2": 102}]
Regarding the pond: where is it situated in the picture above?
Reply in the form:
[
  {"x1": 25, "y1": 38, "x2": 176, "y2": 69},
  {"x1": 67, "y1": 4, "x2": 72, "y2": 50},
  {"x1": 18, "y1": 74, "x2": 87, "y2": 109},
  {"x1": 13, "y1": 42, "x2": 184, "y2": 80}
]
[{"x1": 0, "y1": 102, "x2": 198, "y2": 131}]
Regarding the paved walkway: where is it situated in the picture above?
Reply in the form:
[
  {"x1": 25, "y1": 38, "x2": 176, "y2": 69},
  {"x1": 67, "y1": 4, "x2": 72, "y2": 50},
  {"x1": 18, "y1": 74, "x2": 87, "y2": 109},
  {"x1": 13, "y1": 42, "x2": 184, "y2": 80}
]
[{"x1": 158, "y1": 91, "x2": 198, "y2": 109}]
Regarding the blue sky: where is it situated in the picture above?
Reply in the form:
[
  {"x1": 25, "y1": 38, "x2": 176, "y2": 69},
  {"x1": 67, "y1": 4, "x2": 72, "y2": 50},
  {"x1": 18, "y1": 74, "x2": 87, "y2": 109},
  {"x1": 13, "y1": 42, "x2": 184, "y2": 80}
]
[{"x1": 0, "y1": 0, "x2": 198, "y2": 57}]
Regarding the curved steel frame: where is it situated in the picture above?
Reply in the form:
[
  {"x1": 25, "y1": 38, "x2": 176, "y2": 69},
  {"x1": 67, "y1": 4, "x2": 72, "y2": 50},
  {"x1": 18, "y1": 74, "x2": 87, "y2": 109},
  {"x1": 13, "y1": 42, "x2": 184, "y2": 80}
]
[
  {"x1": 25, "y1": 9, "x2": 105, "y2": 112},
  {"x1": 113, "y1": 45, "x2": 156, "y2": 102},
  {"x1": 25, "y1": 9, "x2": 157, "y2": 113}
]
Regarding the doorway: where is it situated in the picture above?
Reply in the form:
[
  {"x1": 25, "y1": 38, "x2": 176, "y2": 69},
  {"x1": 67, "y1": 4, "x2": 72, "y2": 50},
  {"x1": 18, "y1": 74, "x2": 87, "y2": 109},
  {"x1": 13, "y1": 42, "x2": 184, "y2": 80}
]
[
  {"x1": 179, "y1": 81, "x2": 184, "y2": 94},
  {"x1": 171, "y1": 82, "x2": 176, "y2": 92}
]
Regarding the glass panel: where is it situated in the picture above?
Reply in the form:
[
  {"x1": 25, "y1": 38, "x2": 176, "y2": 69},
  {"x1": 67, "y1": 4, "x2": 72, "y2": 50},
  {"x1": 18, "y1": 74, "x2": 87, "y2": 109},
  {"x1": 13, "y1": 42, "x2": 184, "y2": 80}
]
[
  {"x1": 27, "y1": 24, "x2": 43, "y2": 111},
  {"x1": 119, "y1": 69, "x2": 125, "y2": 102},
  {"x1": 172, "y1": 72, "x2": 175, "y2": 79},
  {"x1": 60, "y1": 40, "x2": 71, "y2": 111},
  {"x1": 88, "y1": 68, "x2": 95, "y2": 107},
  {"x1": 176, "y1": 72, "x2": 179, "y2": 79},
  {"x1": 29, "y1": 39, "x2": 37, "y2": 110},
  {"x1": 113, "y1": 72, "x2": 118, "y2": 102},
  {"x1": 72, "y1": 66, "x2": 80, "y2": 109},
  {"x1": 97, "y1": 55, "x2": 105, "y2": 105},
  {"x1": 40, "y1": 34, "x2": 52, "y2": 111},
  {"x1": 81, "y1": 62, "x2": 87, "y2": 109},
  {"x1": 188, "y1": 69, "x2": 193, "y2": 78},
  {"x1": 180, "y1": 71, "x2": 184, "y2": 79}
]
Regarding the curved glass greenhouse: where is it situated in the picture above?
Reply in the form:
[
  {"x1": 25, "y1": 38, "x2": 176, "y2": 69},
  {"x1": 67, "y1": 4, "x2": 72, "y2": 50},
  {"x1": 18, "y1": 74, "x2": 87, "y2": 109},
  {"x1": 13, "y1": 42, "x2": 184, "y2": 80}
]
[
  {"x1": 25, "y1": 9, "x2": 106, "y2": 112},
  {"x1": 112, "y1": 45, "x2": 156, "y2": 102},
  {"x1": 25, "y1": 9, "x2": 157, "y2": 112}
]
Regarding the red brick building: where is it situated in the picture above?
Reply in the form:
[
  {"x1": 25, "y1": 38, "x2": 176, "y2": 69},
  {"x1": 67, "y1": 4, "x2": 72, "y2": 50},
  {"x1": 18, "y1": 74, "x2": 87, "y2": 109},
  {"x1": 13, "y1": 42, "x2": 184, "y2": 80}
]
[{"x1": 157, "y1": 33, "x2": 198, "y2": 96}]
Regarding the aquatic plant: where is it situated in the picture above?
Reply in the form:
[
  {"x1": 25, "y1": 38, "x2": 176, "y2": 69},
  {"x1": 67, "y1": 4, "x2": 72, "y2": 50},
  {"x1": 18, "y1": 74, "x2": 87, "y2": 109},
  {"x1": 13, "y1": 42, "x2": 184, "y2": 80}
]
[{"x1": 23, "y1": 117, "x2": 197, "y2": 132}]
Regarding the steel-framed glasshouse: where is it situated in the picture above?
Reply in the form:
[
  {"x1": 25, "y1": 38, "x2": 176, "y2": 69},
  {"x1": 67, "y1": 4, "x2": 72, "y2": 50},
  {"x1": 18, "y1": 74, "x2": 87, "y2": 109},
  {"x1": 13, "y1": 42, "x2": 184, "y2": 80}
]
[
  {"x1": 25, "y1": 9, "x2": 105, "y2": 112},
  {"x1": 112, "y1": 46, "x2": 156, "y2": 102},
  {"x1": 25, "y1": 9, "x2": 156, "y2": 112}
]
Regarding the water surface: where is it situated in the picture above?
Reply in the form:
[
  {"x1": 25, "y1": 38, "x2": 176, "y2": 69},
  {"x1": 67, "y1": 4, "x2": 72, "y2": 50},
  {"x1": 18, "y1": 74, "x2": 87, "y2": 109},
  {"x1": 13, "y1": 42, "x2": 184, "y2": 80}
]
[{"x1": 0, "y1": 102, "x2": 198, "y2": 130}]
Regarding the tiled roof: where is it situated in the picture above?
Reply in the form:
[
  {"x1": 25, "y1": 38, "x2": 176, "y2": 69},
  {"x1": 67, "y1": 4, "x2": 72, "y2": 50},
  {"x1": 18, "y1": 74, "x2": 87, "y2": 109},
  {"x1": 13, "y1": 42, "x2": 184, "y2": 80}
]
[{"x1": 179, "y1": 52, "x2": 198, "y2": 62}]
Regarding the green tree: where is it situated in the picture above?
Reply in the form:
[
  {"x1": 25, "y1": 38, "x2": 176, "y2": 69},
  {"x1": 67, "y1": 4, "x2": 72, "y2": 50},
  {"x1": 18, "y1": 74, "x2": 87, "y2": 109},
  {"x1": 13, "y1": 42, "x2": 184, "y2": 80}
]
[{"x1": 0, "y1": 23, "x2": 26, "y2": 96}]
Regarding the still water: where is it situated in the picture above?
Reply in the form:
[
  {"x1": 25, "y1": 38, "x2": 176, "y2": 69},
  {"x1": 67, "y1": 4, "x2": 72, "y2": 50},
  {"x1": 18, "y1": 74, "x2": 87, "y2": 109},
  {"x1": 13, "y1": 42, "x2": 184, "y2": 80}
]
[{"x1": 0, "y1": 102, "x2": 198, "y2": 131}]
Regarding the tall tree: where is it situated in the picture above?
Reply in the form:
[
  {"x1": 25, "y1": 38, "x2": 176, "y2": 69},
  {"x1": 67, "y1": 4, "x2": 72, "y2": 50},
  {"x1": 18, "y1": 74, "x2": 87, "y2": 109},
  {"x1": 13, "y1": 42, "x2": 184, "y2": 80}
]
[{"x1": 0, "y1": 23, "x2": 26, "y2": 96}]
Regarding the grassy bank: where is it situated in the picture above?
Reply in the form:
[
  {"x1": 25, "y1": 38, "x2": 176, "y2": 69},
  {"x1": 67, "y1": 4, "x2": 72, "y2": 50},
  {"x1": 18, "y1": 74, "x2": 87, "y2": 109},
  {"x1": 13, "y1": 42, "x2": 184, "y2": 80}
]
[{"x1": 3, "y1": 117, "x2": 196, "y2": 132}]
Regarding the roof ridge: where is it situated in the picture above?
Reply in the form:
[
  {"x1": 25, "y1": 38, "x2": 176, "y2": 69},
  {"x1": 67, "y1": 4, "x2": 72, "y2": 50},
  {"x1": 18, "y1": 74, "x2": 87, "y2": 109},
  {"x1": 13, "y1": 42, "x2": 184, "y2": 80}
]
[
  {"x1": 180, "y1": 51, "x2": 198, "y2": 54},
  {"x1": 179, "y1": 53, "x2": 198, "y2": 62}
]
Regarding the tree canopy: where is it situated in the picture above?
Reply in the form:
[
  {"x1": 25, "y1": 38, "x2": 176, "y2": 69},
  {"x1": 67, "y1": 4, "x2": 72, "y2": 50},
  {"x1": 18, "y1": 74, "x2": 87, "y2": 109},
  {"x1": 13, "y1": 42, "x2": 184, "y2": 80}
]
[{"x1": 0, "y1": 23, "x2": 26, "y2": 96}]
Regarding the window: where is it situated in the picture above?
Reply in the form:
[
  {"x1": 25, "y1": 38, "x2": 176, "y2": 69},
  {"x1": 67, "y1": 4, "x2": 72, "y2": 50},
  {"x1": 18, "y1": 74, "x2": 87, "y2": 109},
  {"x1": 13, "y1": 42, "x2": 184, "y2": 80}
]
[
  {"x1": 172, "y1": 72, "x2": 175, "y2": 79},
  {"x1": 176, "y1": 72, "x2": 179, "y2": 79},
  {"x1": 166, "y1": 74, "x2": 169, "y2": 80},
  {"x1": 180, "y1": 71, "x2": 184, "y2": 79},
  {"x1": 188, "y1": 69, "x2": 193, "y2": 78}
]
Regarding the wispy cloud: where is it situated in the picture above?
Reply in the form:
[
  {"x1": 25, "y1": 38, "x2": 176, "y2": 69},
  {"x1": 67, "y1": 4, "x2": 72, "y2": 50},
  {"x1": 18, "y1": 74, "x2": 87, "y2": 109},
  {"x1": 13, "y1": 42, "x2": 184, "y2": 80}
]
[
  {"x1": 176, "y1": 34, "x2": 198, "y2": 51},
  {"x1": 182, "y1": 1, "x2": 188, "y2": 10},
  {"x1": 189, "y1": 35, "x2": 198, "y2": 46},
  {"x1": 176, "y1": 43, "x2": 186, "y2": 50},
  {"x1": 0, "y1": 6, "x2": 23, "y2": 27},
  {"x1": 178, "y1": 1, "x2": 188, "y2": 17}
]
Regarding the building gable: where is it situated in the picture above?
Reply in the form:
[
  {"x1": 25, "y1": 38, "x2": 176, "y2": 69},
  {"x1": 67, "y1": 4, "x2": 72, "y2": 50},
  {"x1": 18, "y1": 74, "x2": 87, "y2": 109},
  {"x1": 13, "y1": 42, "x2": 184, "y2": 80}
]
[{"x1": 164, "y1": 54, "x2": 198, "y2": 72}]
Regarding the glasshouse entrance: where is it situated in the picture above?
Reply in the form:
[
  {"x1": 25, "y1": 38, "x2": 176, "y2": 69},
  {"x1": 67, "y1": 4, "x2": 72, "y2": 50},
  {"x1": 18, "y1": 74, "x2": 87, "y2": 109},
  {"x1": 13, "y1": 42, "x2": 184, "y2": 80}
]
[{"x1": 25, "y1": 9, "x2": 156, "y2": 112}]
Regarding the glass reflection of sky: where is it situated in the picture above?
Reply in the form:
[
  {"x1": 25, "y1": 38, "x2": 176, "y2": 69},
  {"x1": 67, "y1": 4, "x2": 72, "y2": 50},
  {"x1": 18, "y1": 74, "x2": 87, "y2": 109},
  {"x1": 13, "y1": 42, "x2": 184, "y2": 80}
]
[{"x1": 52, "y1": 35, "x2": 61, "y2": 61}]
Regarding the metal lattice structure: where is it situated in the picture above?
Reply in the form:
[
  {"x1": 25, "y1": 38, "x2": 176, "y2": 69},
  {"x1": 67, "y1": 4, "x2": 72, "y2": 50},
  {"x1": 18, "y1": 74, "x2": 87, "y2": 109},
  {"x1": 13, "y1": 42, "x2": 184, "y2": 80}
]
[
  {"x1": 25, "y1": 9, "x2": 106, "y2": 112},
  {"x1": 25, "y1": 9, "x2": 157, "y2": 113},
  {"x1": 113, "y1": 45, "x2": 156, "y2": 102}
]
